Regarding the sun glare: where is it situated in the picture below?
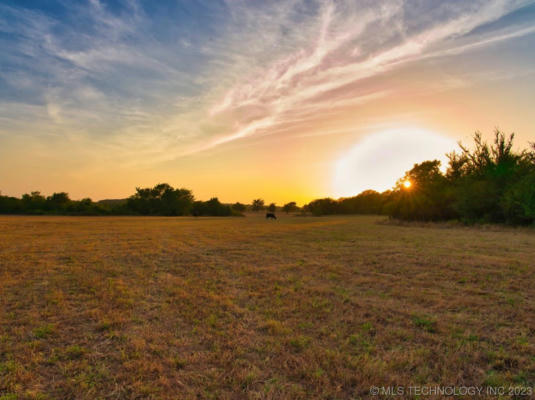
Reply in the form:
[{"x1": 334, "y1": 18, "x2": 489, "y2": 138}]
[
  {"x1": 333, "y1": 128, "x2": 457, "y2": 198},
  {"x1": 403, "y1": 180, "x2": 412, "y2": 189}
]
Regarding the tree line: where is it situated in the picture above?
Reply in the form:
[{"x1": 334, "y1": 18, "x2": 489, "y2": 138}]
[
  {"x1": 0, "y1": 184, "x2": 240, "y2": 216},
  {"x1": 303, "y1": 130, "x2": 535, "y2": 225},
  {"x1": 1, "y1": 129, "x2": 533, "y2": 224},
  {"x1": 0, "y1": 183, "x2": 300, "y2": 217}
]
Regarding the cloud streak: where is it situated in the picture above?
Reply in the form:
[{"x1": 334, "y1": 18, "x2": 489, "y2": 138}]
[
  {"x1": 205, "y1": 0, "x2": 535, "y2": 153},
  {"x1": 1, "y1": 0, "x2": 534, "y2": 167}
]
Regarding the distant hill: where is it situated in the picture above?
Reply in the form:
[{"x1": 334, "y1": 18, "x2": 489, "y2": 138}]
[{"x1": 97, "y1": 199, "x2": 127, "y2": 207}]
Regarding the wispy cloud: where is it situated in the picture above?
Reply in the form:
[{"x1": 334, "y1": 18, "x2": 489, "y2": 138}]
[
  {"x1": 1, "y1": 0, "x2": 534, "y2": 168},
  {"x1": 204, "y1": 0, "x2": 535, "y2": 153}
]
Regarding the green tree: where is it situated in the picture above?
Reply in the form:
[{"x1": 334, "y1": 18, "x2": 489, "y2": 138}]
[
  {"x1": 338, "y1": 190, "x2": 386, "y2": 214},
  {"x1": 22, "y1": 191, "x2": 46, "y2": 213},
  {"x1": 232, "y1": 202, "x2": 246, "y2": 213},
  {"x1": 385, "y1": 129, "x2": 535, "y2": 224},
  {"x1": 46, "y1": 192, "x2": 71, "y2": 212},
  {"x1": 502, "y1": 172, "x2": 535, "y2": 224},
  {"x1": 192, "y1": 198, "x2": 232, "y2": 216},
  {"x1": 386, "y1": 160, "x2": 455, "y2": 221},
  {"x1": 251, "y1": 199, "x2": 264, "y2": 212},
  {"x1": 305, "y1": 198, "x2": 339, "y2": 216},
  {"x1": 447, "y1": 130, "x2": 532, "y2": 223},
  {"x1": 282, "y1": 201, "x2": 298, "y2": 213},
  {"x1": 127, "y1": 183, "x2": 193, "y2": 215}
]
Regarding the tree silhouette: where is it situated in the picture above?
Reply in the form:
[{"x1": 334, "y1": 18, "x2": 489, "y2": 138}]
[
  {"x1": 127, "y1": 183, "x2": 193, "y2": 215},
  {"x1": 251, "y1": 199, "x2": 264, "y2": 212},
  {"x1": 232, "y1": 202, "x2": 246, "y2": 213},
  {"x1": 193, "y1": 197, "x2": 232, "y2": 216},
  {"x1": 282, "y1": 201, "x2": 298, "y2": 213}
]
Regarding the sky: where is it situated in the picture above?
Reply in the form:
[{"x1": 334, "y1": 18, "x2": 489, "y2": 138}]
[{"x1": 1, "y1": 0, "x2": 535, "y2": 204}]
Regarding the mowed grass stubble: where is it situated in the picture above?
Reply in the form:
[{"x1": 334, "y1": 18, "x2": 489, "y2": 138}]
[{"x1": 1, "y1": 215, "x2": 534, "y2": 399}]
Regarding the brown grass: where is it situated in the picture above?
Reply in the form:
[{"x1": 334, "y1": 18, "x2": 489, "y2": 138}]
[{"x1": 0, "y1": 215, "x2": 534, "y2": 399}]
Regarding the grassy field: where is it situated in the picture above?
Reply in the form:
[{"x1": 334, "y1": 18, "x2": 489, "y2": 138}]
[{"x1": 1, "y1": 215, "x2": 534, "y2": 399}]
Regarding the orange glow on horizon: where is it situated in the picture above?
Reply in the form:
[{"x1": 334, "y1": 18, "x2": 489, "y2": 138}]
[{"x1": 1, "y1": 1, "x2": 534, "y2": 205}]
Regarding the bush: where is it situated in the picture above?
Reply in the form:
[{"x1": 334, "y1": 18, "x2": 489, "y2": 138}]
[
  {"x1": 126, "y1": 183, "x2": 193, "y2": 216},
  {"x1": 502, "y1": 172, "x2": 535, "y2": 225},
  {"x1": 386, "y1": 130, "x2": 535, "y2": 224},
  {"x1": 305, "y1": 198, "x2": 340, "y2": 216},
  {"x1": 192, "y1": 198, "x2": 232, "y2": 216}
]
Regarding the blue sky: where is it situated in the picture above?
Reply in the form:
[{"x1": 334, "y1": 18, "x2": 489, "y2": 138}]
[{"x1": 1, "y1": 0, "x2": 535, "y2": 202}]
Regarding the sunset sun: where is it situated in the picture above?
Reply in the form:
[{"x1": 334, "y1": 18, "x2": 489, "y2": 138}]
[{"x1": 333, "y1": 128, "x2": 456, "y2": 197}]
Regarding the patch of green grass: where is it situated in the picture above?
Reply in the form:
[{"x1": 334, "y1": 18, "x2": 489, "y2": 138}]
[
  {"x1": 412, "y1": 316, "x2": 437, "y2": 333},
  {"x1": 466, "y1": 334, "x2": 479, "y2": 342},
  {"x1": 348, "y1": 334, "x2": 374, "y2": 354},
  {"x1": 505, "y1": 296, "x2": 519, "y2": 306},
  {"x1": 288, "y1": 335, "x2": 311, "y2": 352},
  {"x1": 512, "y1": 371, "x2": 529, "y2": 385},
  {"x1": 516, "y1": 336, "x2": 529, "y2": 346},
  {"x1": 361, "y1": 322, "x2": 374, "y2": 332},
  {"x1": 484, "y1": 370, "x2": 507, "y2": 387},
  {"x1": 207, "y1": 314, "x2": 218, "y2": 328},
  {"x1": 64, "y1": 345, "x2": 86, "y2": 359},
  {"x1": 33, "y1": 324, "x2": 55, "y2": 339},
  {"x1": 0, "y1": 360, "x2": 16, "y2": 375}
]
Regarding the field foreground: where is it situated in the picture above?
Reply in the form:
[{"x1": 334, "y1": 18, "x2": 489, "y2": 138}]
[{"x1": 1, "y1": 215, "x2": 534, "y2": 399}]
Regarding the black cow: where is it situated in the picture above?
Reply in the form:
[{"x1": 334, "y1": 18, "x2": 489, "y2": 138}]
[{"x1": 265, "y1": 213, "x2": 277, "y2": 220}]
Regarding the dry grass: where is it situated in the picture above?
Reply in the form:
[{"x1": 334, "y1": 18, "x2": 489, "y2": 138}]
[{"x1": 0, "y1": 215, "x2": 534, "y2": 399}]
